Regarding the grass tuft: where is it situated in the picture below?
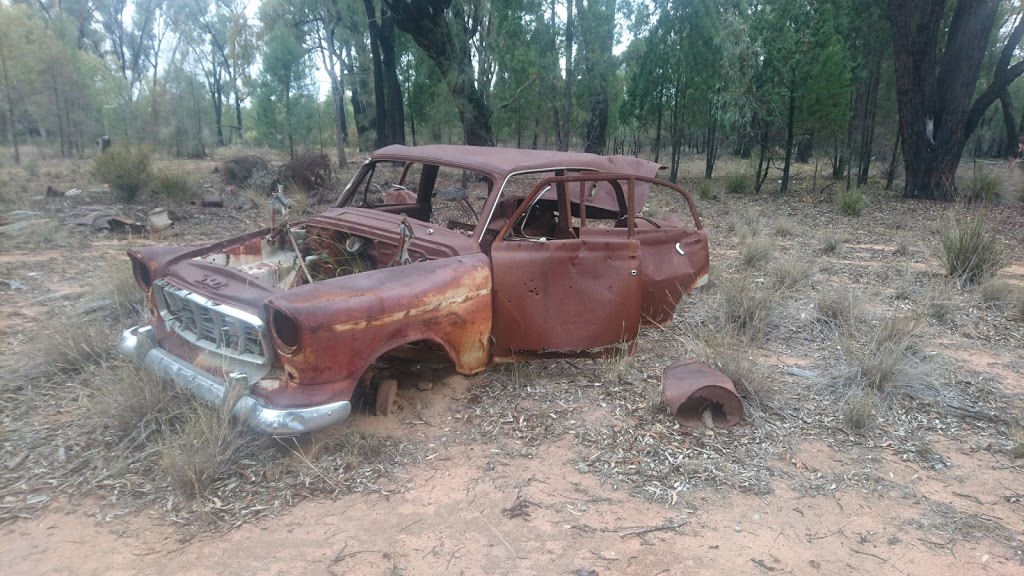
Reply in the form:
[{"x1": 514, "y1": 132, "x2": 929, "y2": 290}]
[
  {"x1": 936, "y1": 209, "x2": 1007, "y2": 285},
  {"x1": 960, "y1": 168, "x2": 1001, "y2": 203},
  {"x1": 769, "y1": 254, "x2": 815, "y2": 291},
  {"x1": 718, "y1": 275, "x2": 780, "y2": 341},
  {"x1": 738, "y1": 235, "x2": 773, "y2": 269},
  {"x1": 697, "y1": 178, "x2": 713, "y2": 200},
  {"x1": 837, "y1": 188, "x2": 867, "y2": 216},
  {"x1": 725, "y1": 172, "x2": 753, "y2": 195},
  {"x1": 159, "y1": 405, "x2": 257, "y2": 498},
  {"x1": 151, "y1": 170, "x2": 194, "y2": 205}
]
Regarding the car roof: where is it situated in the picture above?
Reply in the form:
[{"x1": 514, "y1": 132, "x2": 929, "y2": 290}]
[{"x1": 370, "y1": 144, "x2": 662, "y2": 179}]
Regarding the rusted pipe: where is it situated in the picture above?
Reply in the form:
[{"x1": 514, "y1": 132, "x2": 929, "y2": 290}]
[{"x1": 661, "y1": 359, "x2": 743, "y2": 428}]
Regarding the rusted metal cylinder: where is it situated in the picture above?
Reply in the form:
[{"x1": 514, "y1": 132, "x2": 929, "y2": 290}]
[{"x1": 661, "y1": 358, "x2": 743, "y2": 428}]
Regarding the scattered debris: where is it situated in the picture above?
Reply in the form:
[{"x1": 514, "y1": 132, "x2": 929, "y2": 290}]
[
  {"x1": 200, "y1": 191, "x2": 224, "y2": 208},
  {"x1": 502, "y1": 494, "x2": 538, "y2": 519},
  {"x1": 45, "y1": 185, "x2": 63, "y2": 198},
  {"x1": 147, "y1": 207, "x2": 173, "y2": 232}
]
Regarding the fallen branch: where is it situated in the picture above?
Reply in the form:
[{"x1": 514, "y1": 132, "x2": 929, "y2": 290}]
[{"x1": 617, "y1": 516, "x2": 687, "y2": 538}]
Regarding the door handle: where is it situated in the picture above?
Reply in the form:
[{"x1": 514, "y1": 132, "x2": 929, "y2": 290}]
[{"x1": 675, "y1": 242, "x2": 685, "y2": 256}]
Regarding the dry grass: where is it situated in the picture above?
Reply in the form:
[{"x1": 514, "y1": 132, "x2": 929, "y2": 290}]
[
  {"x1": 159, "y1": 405, "x2": 258, "y2": 498},
  {"x1": 837, "y1": 314, "x2": 928, "y2": 393},
  {"x1": 717, "y1": 273, "x2": 781, "y2": 342},
  {"x1": 978, "y1": 278, "x2": 1020, "y2": 306},
  {"x1": 85, "y1": 362, "x2": 178, "y2": 438},
  {"x1": 815, "y1": 288, "x2": 862, "y2": 329},
  {"x1": 768, "y1": 254, "x2": 815, "y2": 290},
  {"x1": 936, "y1": 208, "x2": 1008, "y2": 285},
  {"x1": 837, "y1": 188, "x2": 867, "y2": 216},
  {"x1": 738, "y1": 235, "x2": 774, "y2": 269},
  {"x1": 842, "y1": 388, "x2": 879, "y2": 431}
]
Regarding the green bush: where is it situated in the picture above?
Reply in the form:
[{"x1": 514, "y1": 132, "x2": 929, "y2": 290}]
[
  {"x1": 937, "y1": 210, "x2": 1007, "y2": 285},
  {"x1": 698, "y1": 178, "x2": 713, "y2": 200},
  {"x1": 725, "y1": 173, "x2": 752, "y2": 195},
  {"x1": 837, "y1": 188, "x2": 867, "y2": 216},
  {"x1": 93, "y1": 146, "x2": 153, "y2": 203},
  {"x1": 151, "y1": 170, "x2": 193, "y2": 204}
]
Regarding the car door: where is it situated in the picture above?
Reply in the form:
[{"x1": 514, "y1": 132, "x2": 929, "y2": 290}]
[{"x1": 488, "y1": 176, "x2": 642, "y2": 358}]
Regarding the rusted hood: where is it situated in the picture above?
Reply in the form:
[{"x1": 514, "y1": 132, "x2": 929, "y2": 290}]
[{"x1": 162, "y1": 259, "x2": 282, "y2": 315}]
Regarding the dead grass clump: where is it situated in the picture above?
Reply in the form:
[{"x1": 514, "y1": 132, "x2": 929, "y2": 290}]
[
  {"x1": 18, "y1": 318, "x2": 113, "y2": 383},
  {"x1": 696, "y1": 330, "x2": 757, "y2": 396},
  {"x1": 738, "y1": 235, "x2": 773, "y2": 269},
  {"x1": 598, "y1": 342, "x2": 634, "y2": 384},
  {"x1": 978, "y1": 278, "x2": 1019, "y2": 306},
  {"x1": 936, "y1": 209, "x2": 1007, "y2": 285},
  {"x1": 86, "y1": 362, "x2": 178, "y2": 438},
  {"x1": 842, "y1": 389, "x2": 878, "y2": 431},
  {"x1": 159, "y1": 404, "x2": 257, "y2": 498},
  {"x1": 769, "y1": 254, "x2": 815, "y2": 290},
  {"x1": 718, "y1": 276, "x2": 779, "y2": 341},
  {"x1": 960, "y1": 168, "x2": 1002, "y2": 203},
  {"x1": 728, "y1": 205, "x2": 765, "y2": 235},
  {"x1": 815, "y1": 289, "x2": 861, "y2": 328},
  {"x1": 839, "y1": 314, "x2": 925, "y2": 392},
  {"x1": 922, "y1": 281, "x2": 959, "y2": 325},
  {"x1": 820, "y1": 233, "x2": 841, "y2": 254},
  {"x1": 774, "y1": 218, "x2": 798, "y2": 238}
]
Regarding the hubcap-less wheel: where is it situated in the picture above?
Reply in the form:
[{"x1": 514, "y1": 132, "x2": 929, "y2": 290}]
[{"x1": 376, "y1": 378, "x2": 398, "y2": 416}]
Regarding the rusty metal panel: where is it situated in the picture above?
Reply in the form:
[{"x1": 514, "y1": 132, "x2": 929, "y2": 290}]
[
  {"x1": 263, "y1": 254, "x2": 493, "y2": 404},
  {"x1": 662, "y1": 359, "x2": 743, "y2": 428},
  {"x1": 490, "y1": 237, "x2": 642, "y2": 355}
]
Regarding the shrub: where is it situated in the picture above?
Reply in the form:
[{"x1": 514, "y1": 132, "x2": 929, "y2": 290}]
[
  {"x1": 837, "y1": 188, "x2": 867, "y2": 216},
  {"x1": 698, "y1": 178, "x2": 713, "y2": 200},
  {"x1": 960, "y1": 169, "x2": 1001, "y2": 203},
  {"x1": 816, "y1": 289, "x2": 861, "y2": 328},
  {"x1": 151, "y1": 170, "x2": 193, "y2": 205},
  {"x1": 821, "y1": 234, "x2": 841, "y2": 254},
  {"x1": 725, "y1": 172, "x2": 752, "y2": 195},
  {"x1": 936, "y1": 210, "x2": 1007, "y2": 285},
  {"x1": 842, "y1": 390, "x2": 878, "y2": 431},
  {"x1": 159, "y1": 405, "x2": 256, "y2": 498},
  {"x1": 93, "y1": 146, "x2": 153, "y2": 203}
]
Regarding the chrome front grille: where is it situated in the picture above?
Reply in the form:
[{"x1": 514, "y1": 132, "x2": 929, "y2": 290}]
[{"x1": 154, "y1": 279, "x2": 270, "y2": 364}]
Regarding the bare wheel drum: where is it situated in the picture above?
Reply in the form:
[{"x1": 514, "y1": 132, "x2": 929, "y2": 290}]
[{"x1": 376, "y1": 378, "x2": 398, "y2": 416}]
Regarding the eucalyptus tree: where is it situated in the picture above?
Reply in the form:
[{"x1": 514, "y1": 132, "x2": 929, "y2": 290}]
[
  {"x1": 254, "y1": 4, "x2": 314, "y2": 157},
  {"x1": 890, "y1": 0, "x2": 1024, "y2": 200},
  {"x1": 382, "y1": 0, "x2": 495, "y2": 145}
]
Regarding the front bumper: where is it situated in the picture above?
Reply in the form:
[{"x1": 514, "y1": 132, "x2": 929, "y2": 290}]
[{"x1": 118, "y1": 326, "x2": 352, "y2": 435}]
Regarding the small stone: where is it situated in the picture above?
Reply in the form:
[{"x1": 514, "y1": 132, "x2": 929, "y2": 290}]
[
  {"x1": 734, "y1": 525, "x2": 743, "y2": 533},
  {"x1": 577, "y1": 464, "x2": 590, "y2": 473}
]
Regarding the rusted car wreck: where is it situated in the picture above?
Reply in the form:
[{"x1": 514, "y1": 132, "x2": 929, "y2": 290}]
[{"x1": 119, "y1": 145, "x2": 711, "y2": 434}]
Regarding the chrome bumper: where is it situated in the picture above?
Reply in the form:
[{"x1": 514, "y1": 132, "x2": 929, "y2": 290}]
[{"x1": 118, "y1": 326, "x2": 352, "y2": 435}]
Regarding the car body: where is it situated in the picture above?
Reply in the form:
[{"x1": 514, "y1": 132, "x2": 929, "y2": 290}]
[{"x1": 119, "y1": 145, "x2": 709, "y2": 434}]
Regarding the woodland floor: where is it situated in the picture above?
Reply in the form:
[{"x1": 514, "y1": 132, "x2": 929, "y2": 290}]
[{"x1": 0, "y1": 148, "x2": 1022, "y2": 575}]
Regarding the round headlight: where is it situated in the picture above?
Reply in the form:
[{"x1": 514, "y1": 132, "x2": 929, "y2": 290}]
[{"x1": 129, "y1": 254, "x2": 152, "y2": 290}]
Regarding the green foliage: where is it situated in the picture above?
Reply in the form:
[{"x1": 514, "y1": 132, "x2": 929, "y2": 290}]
[
  {"x1": 838, "y1": 188, "x2": 867, "y2": 215},
  {"x1": 937, "y1": 210, "x2": 1008, "y2": 285},
  {"x1": 93, "y1": 146, "x2": 154, "y2": 203}
]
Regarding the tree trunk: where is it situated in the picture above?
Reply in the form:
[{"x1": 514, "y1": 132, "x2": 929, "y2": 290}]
[
  {"x1": 704, "y1": 104, "x2": 717, "y2": 179},
  {"x1": 885, "y1": 129, "x2": 901, "y2": 190},
  {"x1": 346, "y1": 43, "x2": 373, "y2": 148},
  {"x1": 998, "y1": 90, "x2": 1018, "y2": 157},
  {"x1": 779, "y1": 81, "x2": 796, "y2": 194},
  {"x1": 889, "y1": 0, "x2": 1024, "y2": 200},
  {"x1": 384, "y1": 0, "x2": 493, "y2": 146},
  {"x1": 379, "y1": 11, "x2": 405, "y2": 146},
  {"x1": 364, "y1": 0, "x2": 389, "y2": 149},
  {"x1": 560, "y1": 0, "x2": 574, "y2": 151},
  {"x1": 857, "y1": 57, "x2": 882, "y2": 185},
  {"x1": 0, "y1": 40, "x2": 20, "y2": 165}
]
